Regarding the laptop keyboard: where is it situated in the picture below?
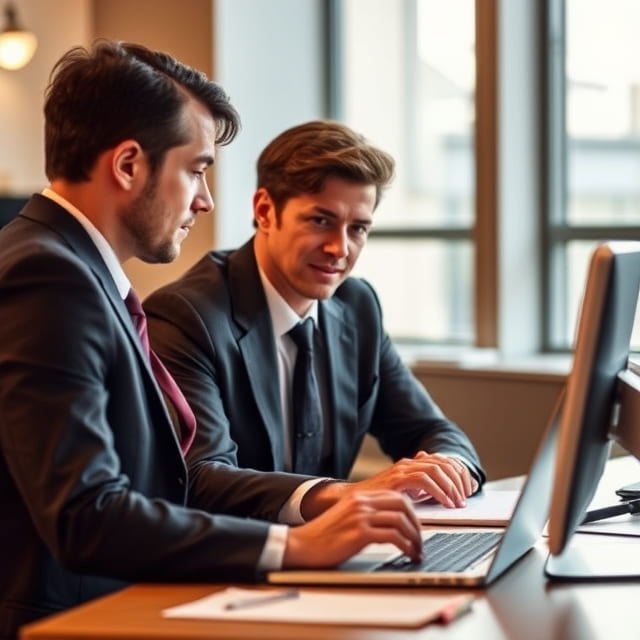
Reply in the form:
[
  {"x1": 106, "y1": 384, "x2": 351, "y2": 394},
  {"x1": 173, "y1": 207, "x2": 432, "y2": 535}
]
[{"x1": 376, "y1": 531, "x2": 503, "y2": 573}]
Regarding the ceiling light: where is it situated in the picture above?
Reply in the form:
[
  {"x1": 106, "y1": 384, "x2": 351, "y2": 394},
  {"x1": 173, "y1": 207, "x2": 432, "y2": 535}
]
[{"x1": 0, "y1": 3, "x2": 37, "y2": 71}]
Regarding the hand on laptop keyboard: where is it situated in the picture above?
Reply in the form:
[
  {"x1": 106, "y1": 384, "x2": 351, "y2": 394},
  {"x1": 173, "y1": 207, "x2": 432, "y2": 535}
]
[
  {"x1": 378, "y1": 531, "x2": 503, "y2": 573},
  {"x1": 284, "y1": 490, "x2": 424, "y2": 568}
]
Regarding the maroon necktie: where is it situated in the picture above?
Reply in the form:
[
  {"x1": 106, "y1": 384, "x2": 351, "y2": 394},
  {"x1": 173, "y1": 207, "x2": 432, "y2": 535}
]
[{"x1": 124, "y1": 289, "x2": 196, "y2": 455}]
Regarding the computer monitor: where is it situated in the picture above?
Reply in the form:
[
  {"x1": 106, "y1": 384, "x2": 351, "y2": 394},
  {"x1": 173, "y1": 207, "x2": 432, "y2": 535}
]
[{"x1": 545, "y1": 240, "x2": 640, "y2": 579}]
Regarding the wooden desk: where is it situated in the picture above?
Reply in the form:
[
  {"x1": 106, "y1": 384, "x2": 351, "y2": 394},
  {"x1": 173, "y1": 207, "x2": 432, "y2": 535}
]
[{"x1": 20, "y1": 456, "x2": 640, "y2": 640}]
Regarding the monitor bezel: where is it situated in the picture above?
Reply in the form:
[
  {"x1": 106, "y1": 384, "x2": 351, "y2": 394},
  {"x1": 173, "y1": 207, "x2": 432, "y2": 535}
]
[{"x1": 547, "y1": 241, "x2": 640, "y2": 556}]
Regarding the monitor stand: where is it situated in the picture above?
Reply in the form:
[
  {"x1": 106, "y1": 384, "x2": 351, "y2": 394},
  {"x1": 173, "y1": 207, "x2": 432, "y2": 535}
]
[{"x1": 545, "y1": 538, "x2": 640, "y2": 581}]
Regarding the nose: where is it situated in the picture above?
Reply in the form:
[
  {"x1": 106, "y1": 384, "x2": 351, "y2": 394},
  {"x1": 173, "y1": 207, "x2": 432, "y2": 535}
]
[
  {"x1": 324, "y1": 227, "x2": 349, "y2": 258},
  {"x1": 193, "y1": 179, "x2": 214, "y2": 214}
]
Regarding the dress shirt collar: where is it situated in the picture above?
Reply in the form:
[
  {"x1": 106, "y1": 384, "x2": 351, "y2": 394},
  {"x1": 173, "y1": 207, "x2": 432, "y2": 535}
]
[
  {"x1": 256, "y1": 262, "x2": 318, "y2": 337},
  {"x1": 41, "y1": 187, "x2": 131, "y2": 299}
]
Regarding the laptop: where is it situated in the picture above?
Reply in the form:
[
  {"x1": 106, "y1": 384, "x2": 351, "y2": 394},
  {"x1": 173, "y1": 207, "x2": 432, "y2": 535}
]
[{"x1": 268, "y1": 398, "x2": 559, "y2": 587}]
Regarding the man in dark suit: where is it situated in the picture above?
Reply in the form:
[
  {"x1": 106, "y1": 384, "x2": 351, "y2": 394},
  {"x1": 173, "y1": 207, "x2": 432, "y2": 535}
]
[
  {"x1": 145, "y1": 120, "x2": 486, "y2": 507},
  {"x1": 0, "y1": 44, "x2": 423, "y2": 640}
]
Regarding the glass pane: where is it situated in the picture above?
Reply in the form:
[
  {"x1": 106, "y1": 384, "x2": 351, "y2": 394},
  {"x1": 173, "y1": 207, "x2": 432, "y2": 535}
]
[
  {"x1": 407, "y1": 0, "x2": 476, "y2": 227},
  {"x1": 560, "y1": 241, "x2": 640, "y2": 351},
  {"x1": 341, "y1": 0, "x2": 475, "y2": 229},
  {"x1": 566, "y1": 0, "x2": 640, "y2": 226},
  {"x1": 340, "y1": 0, "x2": 476, "y2": 344},
  {"x1": 352, "y1": 239, "x2": 474, "y2": 343},
  {"x1": 564, "y1": 241, "x2": 598, "y2": 347}
]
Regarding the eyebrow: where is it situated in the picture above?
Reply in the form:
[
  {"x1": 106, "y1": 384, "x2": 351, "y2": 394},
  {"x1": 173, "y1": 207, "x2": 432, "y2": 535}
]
[
  {"x1": 195, "y1": 153, "x2": 215, "y2": 167},
  {"x1": 312, "y1": 206, "x2": 373, "y2": 226}
]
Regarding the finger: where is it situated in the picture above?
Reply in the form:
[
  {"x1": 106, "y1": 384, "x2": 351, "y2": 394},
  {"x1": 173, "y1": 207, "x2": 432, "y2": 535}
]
[
  {"x1": 362, "y1": 509, "x2": 423, "y2": 560},
  {"x1": 440, "y1": 457, "x2": 475, "y2": 495},
  {"x1": 360, "y1": 491, "x2": 423, "y2": 532},
  {"x1": 412, "y1": 466, "x2": 471, "y2": 508},
  {"x1": 344, "y1": 491, "x2": 423, "y2": 558},
  {"x1": 411, "y1": 453, "x2": 470, "y2": 497},
  {"x1": 405, "y1": 488, "x2": 431, "y2": 502},
  {"x1": 445, "y1": 459, "x2": 477, "y2": 497},
  {"x1": 436, "y1": 459, "x2": 471, "y2": 502},
  {"x1": 417, "y1": 455, "x2": 472, "y2": 503},
  {"x1": 367, "y1": 527, "x2": 424, "y2": 562}
]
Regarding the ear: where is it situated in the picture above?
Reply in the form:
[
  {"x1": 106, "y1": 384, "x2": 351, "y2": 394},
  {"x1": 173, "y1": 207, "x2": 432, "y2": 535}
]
[
  {"x1": 253, "y1": 187, "x2": 276, "y2": 231},
  {"x1": 111, "y1": 140, "x2": 146, "y2": 192}
]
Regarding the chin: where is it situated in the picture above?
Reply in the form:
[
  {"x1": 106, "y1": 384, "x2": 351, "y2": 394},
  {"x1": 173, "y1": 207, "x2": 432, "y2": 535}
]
[
  {"x1": 313, "y1": 286, "x2": 338, "y2": 300},
  {"x1": 153, "y1": 244, "x2": 180, "y2": 264}
]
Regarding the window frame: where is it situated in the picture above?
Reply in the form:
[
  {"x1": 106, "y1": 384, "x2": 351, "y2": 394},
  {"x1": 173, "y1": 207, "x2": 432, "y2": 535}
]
[{"x1": 544, "y1": 0, "x2": 640, "y2": 352}]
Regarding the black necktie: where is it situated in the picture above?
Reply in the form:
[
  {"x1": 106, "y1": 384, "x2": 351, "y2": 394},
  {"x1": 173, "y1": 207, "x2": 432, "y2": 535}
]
[
  {"x1": 124, "y1": 289, "x2": 196, "y2": 455},
  {"x1": 288, "y1": 318, "x2": 323, "y2": 474}
]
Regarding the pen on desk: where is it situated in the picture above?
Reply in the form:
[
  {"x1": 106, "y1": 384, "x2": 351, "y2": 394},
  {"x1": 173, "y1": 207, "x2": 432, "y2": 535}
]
[
  {"x1": 224, "y1": 589, "x2": 299, "y2": 611},
  {"x1": 581, "y1": 497, "x2": 640, "y2": 524}
]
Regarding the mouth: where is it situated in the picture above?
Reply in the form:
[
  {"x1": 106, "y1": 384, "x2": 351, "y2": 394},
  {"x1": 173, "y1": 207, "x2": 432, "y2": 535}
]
[
  {"x1": 310, "y1": 264, "x2": 345, "y2": 277},
  {"x1": 179, "y1": 219, "x2": 195, "y2": 233}
]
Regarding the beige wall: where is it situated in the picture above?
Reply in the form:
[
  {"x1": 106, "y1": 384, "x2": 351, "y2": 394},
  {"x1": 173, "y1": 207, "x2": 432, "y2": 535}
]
[
  {"x1": 0, "y1": 0, "x2": 92, "y2": 194},
  {"x1": 2, "y1": 0, "x2": 327, "y2": 298},
  {"x1": 0, "y1": 0, "x2": 217, "y2": 299},
  {"x1": 2, "y1": 1, "x2": 575, "y2": 484},
  {"x1": 352, "y1": 364, "x2": 567, "y2": 482},
  {"x1": 92, "y1": 0, "x2": 216, "y2": 298}
]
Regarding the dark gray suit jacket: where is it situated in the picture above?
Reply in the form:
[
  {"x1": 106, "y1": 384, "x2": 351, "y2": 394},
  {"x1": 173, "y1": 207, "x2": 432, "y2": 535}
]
[
  {"x1": 145, "y1": 239, "x2": 486, "y2": 481},
  {"x1": 0, "y1": 197, "x2": 309, "y2": 639}
]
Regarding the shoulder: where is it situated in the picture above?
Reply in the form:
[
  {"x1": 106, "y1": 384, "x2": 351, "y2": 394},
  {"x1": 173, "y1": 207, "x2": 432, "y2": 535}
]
[
  {"x1": 324, "y1": 277, "x2": 385, "y2": 340},
  {"x1": 146, "y1": 249, "x2": 234, "y2": 309},
  {"x1": 333, "y1": 276, "x2": 382, "y2": 313}
]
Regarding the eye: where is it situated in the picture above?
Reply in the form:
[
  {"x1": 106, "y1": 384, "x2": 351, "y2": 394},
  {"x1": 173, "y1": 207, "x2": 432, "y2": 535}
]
[{"x1": 351, "y1": 224, "x2": 370, "y2": 236}]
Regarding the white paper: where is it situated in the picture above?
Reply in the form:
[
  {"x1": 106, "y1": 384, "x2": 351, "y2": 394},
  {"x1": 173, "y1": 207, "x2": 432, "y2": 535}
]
[
  {"x1": 413, "y1": 489, "x2": 520, "y2": 526},
  {"x1": 162, "y1": 587, "x2": 473, "y2": 628}
]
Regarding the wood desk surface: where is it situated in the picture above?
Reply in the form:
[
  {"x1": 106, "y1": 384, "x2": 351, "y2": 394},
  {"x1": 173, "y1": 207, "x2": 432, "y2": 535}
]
[{"x1": 20, "y1": 456, "x2": 640, "y2": 640}]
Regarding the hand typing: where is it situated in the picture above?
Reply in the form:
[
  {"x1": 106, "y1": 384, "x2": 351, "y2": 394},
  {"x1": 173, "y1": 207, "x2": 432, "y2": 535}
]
[{"x1": 284, "y1": 490, "x2": 423, "y2": 568}]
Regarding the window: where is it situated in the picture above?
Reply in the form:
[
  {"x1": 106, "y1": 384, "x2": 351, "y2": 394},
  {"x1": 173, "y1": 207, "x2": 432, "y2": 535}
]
[
  {"x1": 338, "y1": 0, "x2": 640, "y2": 355},
  {"x1": 547, "y1": 0, "x2": 640, "y2": 350},
  {"x1": 336, "y1": 0, "x2": 476, "y2": 344}
]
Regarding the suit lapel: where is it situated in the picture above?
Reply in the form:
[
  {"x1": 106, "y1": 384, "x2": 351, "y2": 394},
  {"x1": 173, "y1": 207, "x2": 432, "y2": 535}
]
[
  {"x1": 228, "y1": 241, "x2": 285, "y2": 468},
  {"x1": 21, "y1": 195, "x2": 183, "y2": 455},
  {"x1": 23, "y1": 196, "x2": 152, "y2": 370},
  {"x1": 319, "y1": 296, "x2": 358, "y2": 477}
]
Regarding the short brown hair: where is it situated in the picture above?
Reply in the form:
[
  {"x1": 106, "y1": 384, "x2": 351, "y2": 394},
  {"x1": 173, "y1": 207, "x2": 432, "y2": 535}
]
[
  {"x1": 256, "y1": 120, "x2": 394, "y2": 214},
  {"x1": 45, "y1": 40, "x2": 240, "y2": 182}
]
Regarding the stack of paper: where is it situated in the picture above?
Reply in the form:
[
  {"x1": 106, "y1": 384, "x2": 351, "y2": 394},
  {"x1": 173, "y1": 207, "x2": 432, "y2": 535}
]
[{"x1": 162, "y1": 587, "x2": 474, "y2": 629}]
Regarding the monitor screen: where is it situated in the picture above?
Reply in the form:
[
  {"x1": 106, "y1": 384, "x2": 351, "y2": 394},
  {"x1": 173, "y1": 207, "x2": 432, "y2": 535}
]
[{"x1": 547, "y1": 241, "x2": 640, "y2": 557}]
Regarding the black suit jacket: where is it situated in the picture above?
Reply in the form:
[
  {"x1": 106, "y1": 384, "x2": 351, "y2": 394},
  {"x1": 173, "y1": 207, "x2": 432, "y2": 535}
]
[
  {"x1": 0, "y1": 197, "x2": 309, "y2": 639},
  {"x1": 145, "y1": 239, "x2": 486, "y2": 481}
]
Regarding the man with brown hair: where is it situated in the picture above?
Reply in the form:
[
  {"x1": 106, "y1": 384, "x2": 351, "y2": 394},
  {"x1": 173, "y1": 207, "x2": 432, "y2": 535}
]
[
  {"x1": 145, "y1": 120, "x2": 486, "y2": 505},
  {"x1": 0, "y1": 49, "x2": 424, "y2": 640}
]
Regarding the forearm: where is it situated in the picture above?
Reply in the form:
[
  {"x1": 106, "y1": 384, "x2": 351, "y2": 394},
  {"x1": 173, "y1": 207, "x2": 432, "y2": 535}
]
[{"x1": 299, "y1": 478, "x2": 350, "y2": 520}]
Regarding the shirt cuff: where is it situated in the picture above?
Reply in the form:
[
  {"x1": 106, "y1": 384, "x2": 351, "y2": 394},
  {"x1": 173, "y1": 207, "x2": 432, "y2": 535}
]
[
  {"x1": 277, "y1": 477, "x2": 331, "y2": 524},
  {"x1": 257, "y1": 524, "x2": 289, "y2": 571}
]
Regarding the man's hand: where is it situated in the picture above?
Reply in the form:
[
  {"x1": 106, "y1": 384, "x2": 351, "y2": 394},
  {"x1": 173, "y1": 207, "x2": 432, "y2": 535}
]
[
  {"x1": 352, "y1": 452, "x2": 478, "y2": 507},
  {"x1": 284, "y1": 490, "x2": 423, "y2": 568},
  {"x1": 300, "y1": 453, "x2": 478, "y2": 518}
]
